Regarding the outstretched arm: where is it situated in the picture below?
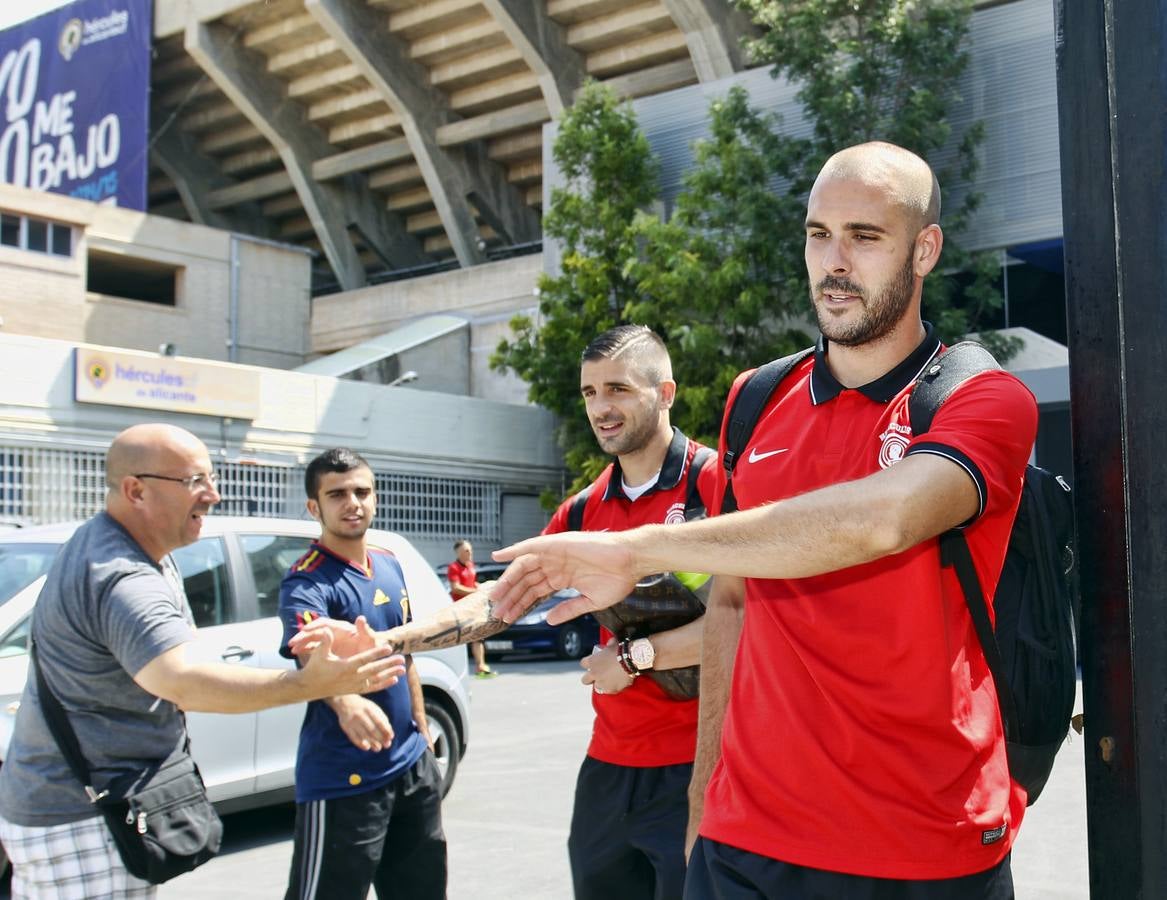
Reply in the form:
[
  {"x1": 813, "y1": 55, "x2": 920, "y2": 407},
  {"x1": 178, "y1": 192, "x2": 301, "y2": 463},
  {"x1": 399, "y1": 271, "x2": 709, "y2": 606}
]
[
  {"x1": 287, "y1": 583, "x2": 542, "y2": 658},
  {"x1": 384, "y1": 583, "x2": 508, "y2": 654},
  {"x1": 491, "y1": 453, "x2": 981, "y2": 624}
]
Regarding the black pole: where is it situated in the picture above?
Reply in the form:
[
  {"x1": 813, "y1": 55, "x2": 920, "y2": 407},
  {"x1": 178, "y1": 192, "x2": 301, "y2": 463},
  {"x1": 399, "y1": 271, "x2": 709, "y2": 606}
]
[{"x1": 1053, "y1": 1, "x2": 1167, "y2": 895}]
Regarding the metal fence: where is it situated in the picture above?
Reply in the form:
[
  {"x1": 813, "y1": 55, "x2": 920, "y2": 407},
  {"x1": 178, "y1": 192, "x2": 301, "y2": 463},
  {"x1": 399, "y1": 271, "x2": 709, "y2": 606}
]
[{"x1": 0, "y1": 442, "x2": 502, "y2": 546}]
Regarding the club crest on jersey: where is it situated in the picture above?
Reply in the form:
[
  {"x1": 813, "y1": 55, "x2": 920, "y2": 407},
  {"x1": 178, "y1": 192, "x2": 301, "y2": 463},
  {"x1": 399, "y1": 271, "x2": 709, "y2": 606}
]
[
  {"x1": 664, "y1": 501, "x2": 686, "y2": 525},
  {"x1": 878, "y1": 422, "x2": 912, "y2": 469},
  {"x1": 373, "y1": 589, "x2": 392, "y2": 606}
]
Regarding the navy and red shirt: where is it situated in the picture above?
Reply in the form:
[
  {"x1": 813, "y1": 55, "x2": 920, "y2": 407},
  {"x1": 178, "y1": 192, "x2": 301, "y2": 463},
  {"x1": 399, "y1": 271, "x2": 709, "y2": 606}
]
[
  {"x1": 544, "y1": 427, "x2": 718, "y2": 768},
  {"x1": 700, "y1": 325, "x2": 1038, "y2": 880},
  {"x1": 446, "y1": 559, "x2": 476, "y2": 602},
  {"x1": 278, "y1": 542, "x2": 425, "y2": 803}
]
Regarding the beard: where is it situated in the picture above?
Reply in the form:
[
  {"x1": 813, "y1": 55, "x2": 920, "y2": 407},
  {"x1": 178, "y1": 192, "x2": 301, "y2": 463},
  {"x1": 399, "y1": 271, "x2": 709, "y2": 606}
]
[
  {"x1": 811, "y1": 250, "x2": 917, "y2": 348},
  {"x1": 593, "y1": 401, "x2": 662, "y2": 457}
]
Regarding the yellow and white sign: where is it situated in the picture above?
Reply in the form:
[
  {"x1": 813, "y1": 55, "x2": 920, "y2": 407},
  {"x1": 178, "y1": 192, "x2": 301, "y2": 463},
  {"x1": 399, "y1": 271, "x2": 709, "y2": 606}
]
[{"x1": 74, "y1": 347, "x2": 260, "y2": 419}]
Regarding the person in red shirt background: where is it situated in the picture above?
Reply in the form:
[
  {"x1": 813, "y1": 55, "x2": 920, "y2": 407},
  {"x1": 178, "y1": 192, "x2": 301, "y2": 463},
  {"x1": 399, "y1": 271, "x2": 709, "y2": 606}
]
[{"x1": 446, "y1": 539, "x2": 494, "y2": 678}]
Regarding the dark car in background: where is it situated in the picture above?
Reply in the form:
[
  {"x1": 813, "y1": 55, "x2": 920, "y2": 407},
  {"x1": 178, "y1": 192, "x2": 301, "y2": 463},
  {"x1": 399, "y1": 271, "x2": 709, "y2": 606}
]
[{"x1": 437, "y1": 562, "x2": 601, "y2": 660}]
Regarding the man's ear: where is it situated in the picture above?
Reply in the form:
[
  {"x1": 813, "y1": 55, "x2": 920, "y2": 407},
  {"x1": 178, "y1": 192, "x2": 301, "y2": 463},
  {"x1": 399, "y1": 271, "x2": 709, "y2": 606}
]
[
  {"x1": 914, "y1": 224, "x2": 944, "y2": 277},
  {"x1": 658, "y1": 379, "x2": 677, "y2": 410},
  {"x1": 121, "y1": 476, "x2": 145, "y2": 506},
  {"x1": 306, "y1": 498, "x2": 321, "y2": 522}
]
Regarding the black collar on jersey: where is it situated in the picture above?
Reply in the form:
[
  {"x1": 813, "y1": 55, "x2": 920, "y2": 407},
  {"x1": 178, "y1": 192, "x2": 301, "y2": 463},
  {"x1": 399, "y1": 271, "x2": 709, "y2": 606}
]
[
  {"x1": 809, "y1": 321, "x2": 942, "y2": 405},
  {"x1": 602, "y1": 426, "x2": 689, "y2": 502}
]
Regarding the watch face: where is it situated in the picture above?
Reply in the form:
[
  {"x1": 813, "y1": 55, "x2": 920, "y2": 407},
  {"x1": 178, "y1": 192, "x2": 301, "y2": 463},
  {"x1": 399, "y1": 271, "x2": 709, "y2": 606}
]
[{"x1": 631, "y1": 639, "x2": 655, "y2": 670}]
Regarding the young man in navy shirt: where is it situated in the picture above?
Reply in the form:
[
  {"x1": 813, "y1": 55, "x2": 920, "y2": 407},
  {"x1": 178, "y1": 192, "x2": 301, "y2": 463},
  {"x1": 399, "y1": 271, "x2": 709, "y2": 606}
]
[{"x1": 279, "y1": 448, "x2": 445, "y2": 900}]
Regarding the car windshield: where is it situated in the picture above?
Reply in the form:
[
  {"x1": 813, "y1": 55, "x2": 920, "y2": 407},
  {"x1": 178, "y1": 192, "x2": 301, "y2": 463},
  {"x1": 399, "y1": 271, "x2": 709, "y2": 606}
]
[{"x1": 0, "y1": 543, "x2": 58, "y2": 607}]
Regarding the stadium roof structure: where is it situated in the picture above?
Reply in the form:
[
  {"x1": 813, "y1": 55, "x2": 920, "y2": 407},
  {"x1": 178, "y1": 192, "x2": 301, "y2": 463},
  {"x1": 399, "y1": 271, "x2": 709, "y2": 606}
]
[{"x1": 146, "y1": 0, "x2": 760, "y2": 293}]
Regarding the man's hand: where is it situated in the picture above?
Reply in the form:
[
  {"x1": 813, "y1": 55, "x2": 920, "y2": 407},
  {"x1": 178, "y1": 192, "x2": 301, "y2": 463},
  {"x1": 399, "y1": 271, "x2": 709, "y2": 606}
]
[
  {"x1": 288, "y1": 615, "x2": 381, "y2": 658},
  {"x1": 297, "y1": 628, "x2": 406, "y2": 697},
  {"x1": 580, "y1": 638, "x2": 636, "y2": 696},
  {"x1": 328, "y1": 694, "x2": 394, "y2": 752},
  {"x1": 491, "y1": 532, "x2": 638, "y2": 624}
]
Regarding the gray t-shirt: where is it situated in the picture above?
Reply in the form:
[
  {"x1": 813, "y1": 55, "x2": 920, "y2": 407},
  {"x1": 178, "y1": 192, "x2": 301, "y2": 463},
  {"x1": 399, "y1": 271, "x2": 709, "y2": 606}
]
[{"x1": 0, "y1": 512, "x2": 195, "y2": 825}]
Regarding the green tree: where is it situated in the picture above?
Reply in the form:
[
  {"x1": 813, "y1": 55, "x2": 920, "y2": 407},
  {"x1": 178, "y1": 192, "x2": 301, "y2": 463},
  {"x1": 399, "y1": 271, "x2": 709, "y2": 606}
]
[
  {"x1": 629, "y1": 86, "x2": 811, "y2": 445},
  {"x1": 737, "y1": 0, "x2": 1018, "y2": 358},
  {"x1": 491, "y1": 81, "x2": 659, "y2": 490}
]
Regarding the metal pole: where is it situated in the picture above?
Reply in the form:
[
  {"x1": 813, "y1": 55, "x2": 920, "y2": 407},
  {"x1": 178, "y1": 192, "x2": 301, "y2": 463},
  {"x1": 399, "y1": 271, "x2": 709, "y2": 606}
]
[{"x1": 1053, "y1": 0, "x2": 1167, "y2": 895}]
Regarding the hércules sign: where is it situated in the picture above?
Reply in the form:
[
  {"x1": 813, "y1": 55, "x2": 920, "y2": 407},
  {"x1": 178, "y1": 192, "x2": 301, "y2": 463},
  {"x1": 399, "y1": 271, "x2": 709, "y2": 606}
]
[{"x1": 0, "y1": 0, "x2": 151, "y2": 209}]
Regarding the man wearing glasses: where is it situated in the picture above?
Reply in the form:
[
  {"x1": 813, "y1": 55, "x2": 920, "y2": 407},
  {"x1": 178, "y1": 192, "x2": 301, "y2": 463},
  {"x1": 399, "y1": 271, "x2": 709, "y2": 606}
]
[{"x1": 0, "y1": 423, "x2": 405, "y2": 899}]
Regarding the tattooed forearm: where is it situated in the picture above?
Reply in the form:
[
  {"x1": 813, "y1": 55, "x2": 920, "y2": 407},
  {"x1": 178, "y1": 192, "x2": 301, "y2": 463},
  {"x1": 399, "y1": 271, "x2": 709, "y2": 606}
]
[{"x1": 384, "y1": 584, "x2": 526, "y2": 654}]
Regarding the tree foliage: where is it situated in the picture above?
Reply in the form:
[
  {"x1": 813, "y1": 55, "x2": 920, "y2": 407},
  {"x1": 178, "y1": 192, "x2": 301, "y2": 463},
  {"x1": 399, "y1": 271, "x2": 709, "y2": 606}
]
[
  {"x1": 491, "y1": 82, "x2": 659, "y2": 488},
  {"x1": 737, "y1": 0, "x2": 1018, "y2": 358},
  {"x1": 495, "y1": 3, "x2": 1015, "y2": 490},
  {"x1": 629, "y1": 86, "x2": 811, "y2": 446}
]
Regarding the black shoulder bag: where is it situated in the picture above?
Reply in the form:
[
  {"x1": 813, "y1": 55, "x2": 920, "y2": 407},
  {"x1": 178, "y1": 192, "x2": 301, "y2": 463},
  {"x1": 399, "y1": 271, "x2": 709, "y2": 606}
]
[{"x1": 31, "y1": 642, "x2": 223, "y2": 884}]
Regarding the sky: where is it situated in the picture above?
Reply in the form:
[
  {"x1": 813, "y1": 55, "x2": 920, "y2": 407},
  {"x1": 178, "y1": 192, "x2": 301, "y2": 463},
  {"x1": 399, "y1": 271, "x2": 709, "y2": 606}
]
[{"x1": 0, "y1": 0, "x2": 74, "y2": 32}]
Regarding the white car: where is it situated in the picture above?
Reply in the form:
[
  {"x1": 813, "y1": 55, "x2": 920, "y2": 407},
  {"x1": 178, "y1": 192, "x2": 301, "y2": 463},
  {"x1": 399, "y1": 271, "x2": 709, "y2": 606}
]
[{"x1": 0, "y1": 517, "x2": 471, "y2": 814}]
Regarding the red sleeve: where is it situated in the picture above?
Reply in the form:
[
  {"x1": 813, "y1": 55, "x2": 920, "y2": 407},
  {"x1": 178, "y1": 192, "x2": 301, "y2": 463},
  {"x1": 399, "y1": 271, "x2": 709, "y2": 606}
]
[
  {"x1": 445, "y1": 562, "x2": 459, "y2": 583},
  {"x1": 904, "y1": 369, "x2": 1038, "y2": 523}
]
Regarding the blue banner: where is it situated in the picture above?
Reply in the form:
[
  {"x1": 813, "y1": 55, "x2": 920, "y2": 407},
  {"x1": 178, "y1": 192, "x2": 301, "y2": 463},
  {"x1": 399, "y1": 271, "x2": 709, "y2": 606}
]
[{"x1": 0, "y1": 0, "x2": 152, "y2": 209}]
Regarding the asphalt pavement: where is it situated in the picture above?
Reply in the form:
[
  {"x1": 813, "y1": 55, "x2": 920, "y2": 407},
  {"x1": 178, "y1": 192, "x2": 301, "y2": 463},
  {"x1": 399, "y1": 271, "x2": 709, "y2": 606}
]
[{"x1": 3, "y1": 660, "x2": 1090, "y2": 898}]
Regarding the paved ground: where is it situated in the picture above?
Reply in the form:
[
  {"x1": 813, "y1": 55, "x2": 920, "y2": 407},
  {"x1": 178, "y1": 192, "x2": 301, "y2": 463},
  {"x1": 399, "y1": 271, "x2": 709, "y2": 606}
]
[{"x1": 4, "y1": 660, "x2": 1090, "y2": 898}]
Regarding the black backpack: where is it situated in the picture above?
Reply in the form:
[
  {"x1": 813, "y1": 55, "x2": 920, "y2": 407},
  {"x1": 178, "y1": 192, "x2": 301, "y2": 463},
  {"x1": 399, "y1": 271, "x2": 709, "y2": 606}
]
[{"x1": 721, "y1": 341, "x2": 1078, "y2": 805}]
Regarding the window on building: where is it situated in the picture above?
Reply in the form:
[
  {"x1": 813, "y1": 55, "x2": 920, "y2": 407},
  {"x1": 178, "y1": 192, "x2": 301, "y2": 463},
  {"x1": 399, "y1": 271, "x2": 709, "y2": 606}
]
[
  {"x1": 0, "y1": 212, "x2": 73, "y2": 258},
  {"x1": 87, "y1": 250, "x2": 179, "y2": 306}
]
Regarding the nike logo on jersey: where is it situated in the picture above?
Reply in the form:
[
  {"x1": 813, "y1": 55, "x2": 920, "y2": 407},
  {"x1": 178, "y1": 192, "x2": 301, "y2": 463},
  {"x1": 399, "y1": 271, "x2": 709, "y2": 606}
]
[
  {"x1": 373, "y1": 589, "x2": 392, "y2": 606},
  {"x1": 747, "y1": 447, "x2": 788, "y2": 463}
]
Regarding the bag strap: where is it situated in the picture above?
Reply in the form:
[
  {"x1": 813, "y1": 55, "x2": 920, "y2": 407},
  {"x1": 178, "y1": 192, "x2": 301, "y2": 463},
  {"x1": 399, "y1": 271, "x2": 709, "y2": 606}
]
[
  {"x1": 721, "y1": 348, "x2": 814, "y2": 514},
  {"x1": 686, "y1": 445, "x2": 715, "y2": 516},
  {"x1": 909, "y1": 341, "x2": 1018, "y2": 742},
  {"x1": 30, "y1": 641, "x2": 109, "y2": 803},
  {"x1": 908, "y1": 341, "x2": 1000, "y2": 434},
  {"x1": 566, "y1": 485, "x2": 594, "y2": 532},
  {"x1": 939, "y1": 533, "x2": 1021, "y2": 742}
]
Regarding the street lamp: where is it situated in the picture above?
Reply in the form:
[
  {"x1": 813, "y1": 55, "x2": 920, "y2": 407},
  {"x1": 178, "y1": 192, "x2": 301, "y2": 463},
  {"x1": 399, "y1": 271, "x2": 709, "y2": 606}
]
[{"x1": 388, "y1": 370, "x2": 418, "y2": 387}]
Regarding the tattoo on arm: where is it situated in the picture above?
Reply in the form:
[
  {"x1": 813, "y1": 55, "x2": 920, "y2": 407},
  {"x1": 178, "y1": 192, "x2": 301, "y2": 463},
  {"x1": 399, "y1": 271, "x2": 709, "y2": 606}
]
[{"x1": 385, "y1": 587, "x2": 535, "y2": 654}]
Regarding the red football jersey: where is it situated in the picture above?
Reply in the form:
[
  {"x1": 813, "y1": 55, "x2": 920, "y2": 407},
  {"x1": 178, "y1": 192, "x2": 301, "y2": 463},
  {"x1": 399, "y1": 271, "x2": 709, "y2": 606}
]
[
  {"x1": 545, "y1": 428, "x2": 718, "y2": 767},
  {"x1": 701, "y1": 331, "x2": 1037, "y2": 880}
]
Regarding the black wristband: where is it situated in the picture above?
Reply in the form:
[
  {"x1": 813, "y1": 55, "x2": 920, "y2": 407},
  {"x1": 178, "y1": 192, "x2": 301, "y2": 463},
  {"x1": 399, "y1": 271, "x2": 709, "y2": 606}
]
[{"x1": 617, "y1": 638, "x2": 640, "y2": 677}]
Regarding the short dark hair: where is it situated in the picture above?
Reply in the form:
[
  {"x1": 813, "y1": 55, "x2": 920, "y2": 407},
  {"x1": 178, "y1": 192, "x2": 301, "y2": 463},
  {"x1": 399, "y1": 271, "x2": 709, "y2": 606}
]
[
  {"x1": 581, "y1": 325, "x2": 671, "y2": 385},
  {"x1": 304, "y1": 447, "x2": 372, "y2": 499},
  {"x1": 453, "y1": 539, "x2": 471, "y2": 552}
]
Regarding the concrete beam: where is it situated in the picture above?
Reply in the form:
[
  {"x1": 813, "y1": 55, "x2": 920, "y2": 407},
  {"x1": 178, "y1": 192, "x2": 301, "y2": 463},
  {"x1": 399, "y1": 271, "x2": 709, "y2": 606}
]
[
  {"x1": 479, "y1": 0, "x2": 588, "y2": 116},
  {"x1": 206, "y1": 170, "x2": 295, "y2": 210},
  {"x1": 306, "y1": 0, "x2": 540, "y2": 266},
  {"x1": 658, "y1": 0, "x2": 758, "y2": 81},
  {"x1": 149, "y1": 121, "x2": 278, "y2": 238},
  {"x1": 184, "y1": 20, "x2": 427, "y2": 289}
]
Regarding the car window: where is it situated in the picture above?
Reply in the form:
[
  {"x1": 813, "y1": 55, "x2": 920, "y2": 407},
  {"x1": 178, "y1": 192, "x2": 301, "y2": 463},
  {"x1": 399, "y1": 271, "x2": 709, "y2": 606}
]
[
  {"x1": 170, "y1": 538, "x2": 231, "y2": 628},
  {"x1": 0, "y1": 544, "x2": 58, "y2": 607},
  {"x1": 0, "y1": 615, "x2": 30, "y2": 658},
  {"x1": 240, "y1": 534, "x2": 313, "y2": 619}
]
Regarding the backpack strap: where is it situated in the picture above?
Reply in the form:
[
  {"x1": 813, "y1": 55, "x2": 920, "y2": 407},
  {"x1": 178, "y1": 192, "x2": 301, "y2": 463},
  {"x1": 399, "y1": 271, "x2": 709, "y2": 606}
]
[
  {"x1": 909, "y1": 341, "x2": 1020, "y2": 743},
  {"x1": 939, "y1": 532, "x2": 1021, "y2": 743},
  {"x1": 908, "y1": 341, "x2": 1001, "y2": 434},
  {"x1": 685, "y1": 446, "x2": 716, "y2": 519},
  {"x1": 566, "y1": 485, "x2": 594, "y2": 532},
  {"x1": 721, "y1": 348, "x2": 814, "y2": 514}
]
